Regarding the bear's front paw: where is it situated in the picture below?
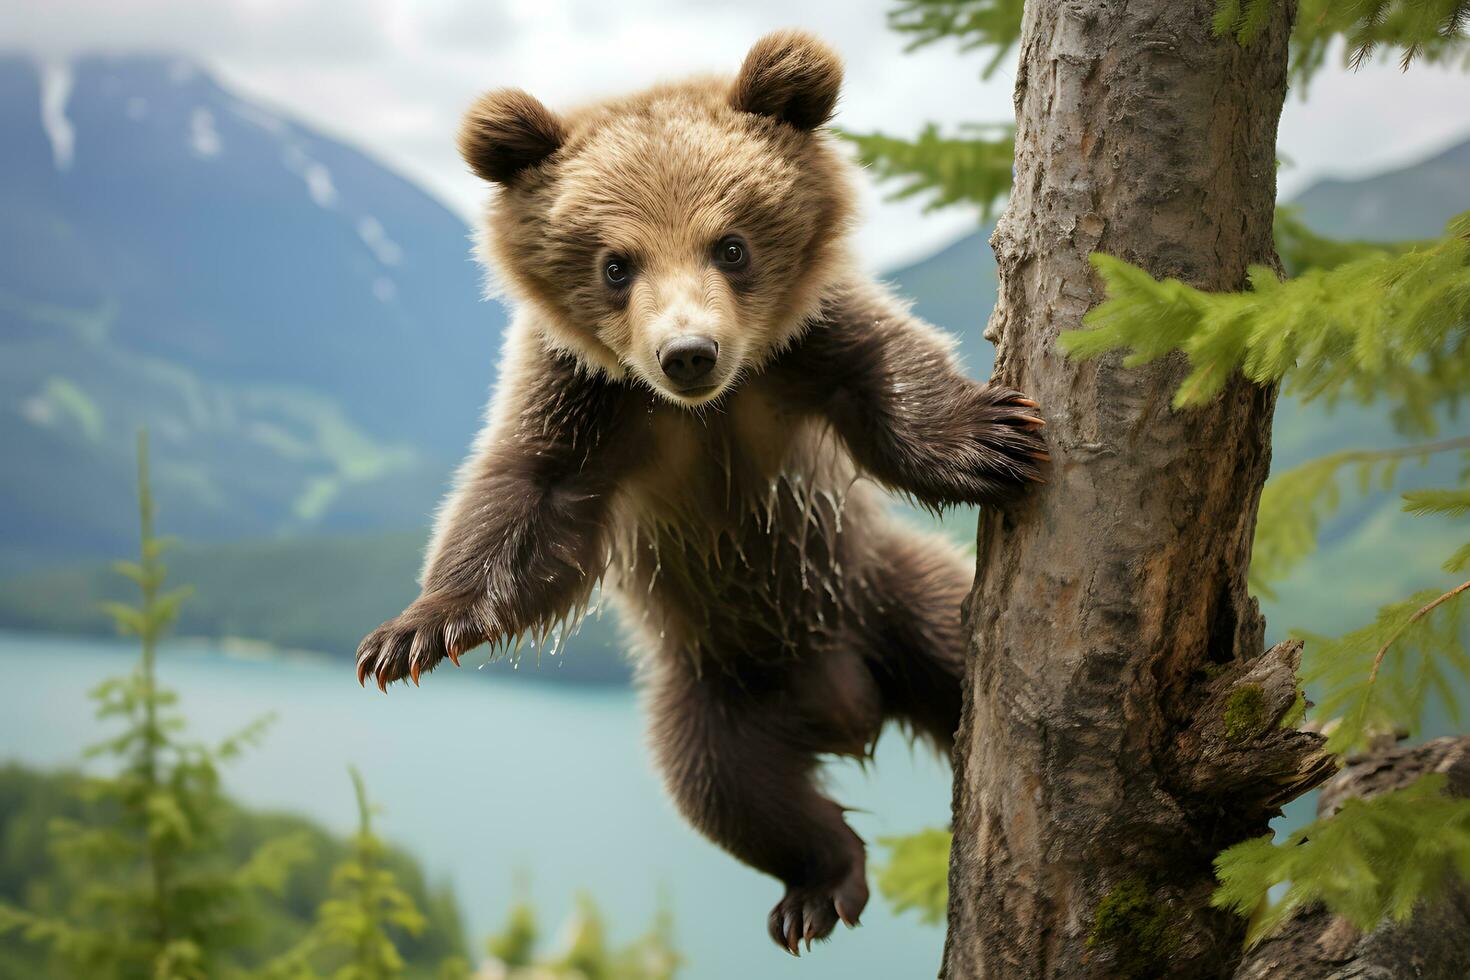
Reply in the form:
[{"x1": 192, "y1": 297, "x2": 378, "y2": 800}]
[
  {"x1": 355, "y1": 598, "x2": 489, "y2": 692},
  {"x1": 766, "y1": 856, "x2": 868, "y2": 956},
  {"x1": 951, "y1": 384, "x2": 1048, "y2": 503}
]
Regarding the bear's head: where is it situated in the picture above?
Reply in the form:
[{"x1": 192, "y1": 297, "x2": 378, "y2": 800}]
[{"x1": 460, "y1": 30, "x2": 856, "y2": 406}]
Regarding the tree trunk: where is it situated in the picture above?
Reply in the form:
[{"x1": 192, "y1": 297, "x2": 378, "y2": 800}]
[
  {"x1": 943, "y1": 1, "x2": 1337, "y2": 976},
  {"x1": 1234, "y1": 735, "x2": 1470, "y2": 979}
]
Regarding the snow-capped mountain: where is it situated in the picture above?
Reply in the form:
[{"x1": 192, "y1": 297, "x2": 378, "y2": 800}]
[{"x1": 0, "y1": 53, "x2": 505, "y2": 568}]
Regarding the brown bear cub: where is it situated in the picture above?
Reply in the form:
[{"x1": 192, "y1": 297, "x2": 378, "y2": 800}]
[{"x1": 356, "y1": 30, "x2": 1045, "y2": 955}]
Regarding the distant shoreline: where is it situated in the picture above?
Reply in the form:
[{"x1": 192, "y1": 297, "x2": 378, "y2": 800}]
[{"x1": 1, "y1": 626, "x2": 632, "y2": 688}]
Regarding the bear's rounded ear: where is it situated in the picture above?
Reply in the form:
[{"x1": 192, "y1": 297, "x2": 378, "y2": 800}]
[
  {"x1": 731, "y1": 30, "x2": 843, "y2": 131},
  {"x1": 458, "y1": 88, "x2": 567, "y2": 185}
]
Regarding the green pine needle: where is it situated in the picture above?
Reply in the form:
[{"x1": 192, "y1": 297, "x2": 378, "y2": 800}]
[
  {"x1": 1292, "y1": 0, "x2": 1470, "y2": 86},
  {"x1": 1214, "y1": 0, "x2": 1470, "y2": 84},
  {"x1": 1404, "y1": 487, "x2": 1470, "y2": 518}
]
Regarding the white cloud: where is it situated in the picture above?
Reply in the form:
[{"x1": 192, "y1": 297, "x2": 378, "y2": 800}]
[
  {"x1": 1277, "y1": 52, "x2": 1470, "y2": 198},
  {"x1": 6, "y1": 2, "x2": 1470, "y2": 269},
  {"x1": 5, "y1": 0, "x2": 395, "y2": 64}
]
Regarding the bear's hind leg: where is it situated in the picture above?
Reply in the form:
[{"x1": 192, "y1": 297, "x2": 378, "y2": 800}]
[
  {"x1": 646, "y1": 656, "x2": 868, "y2": 956},
  {"x1": 860, "y1": 530, "x2": 971, "y2": 750}
]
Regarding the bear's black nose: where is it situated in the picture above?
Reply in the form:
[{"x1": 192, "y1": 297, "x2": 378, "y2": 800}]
[{"x1": 659, "y1": 335, "x2": 719, "y2": 387}]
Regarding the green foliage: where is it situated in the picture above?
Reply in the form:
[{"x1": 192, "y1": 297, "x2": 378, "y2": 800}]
[
  {"x1": 1405, "y1": 487, "x2": 1470, "y2": 520},
  {"x1": 1086, "y1": 879, "x2": 1177, "y2": 978},
  {"x1": 836, "y1": 2, "x2": 1019, "y2": 221},
  {"x1": 0, "y1": 439, "x2": 657, "y2": 978},
  {"x1": 1212, "y1": 0, "x2": 1283, "y2": 47},
  {"x1": 1215, "y1": 0, "x2": 1470, "y2": 85},
  {"x1": 857, "y1": 0, "x2": 1470, "y2": 223},
  {"x1": 0, "y1": 432, "x2": 310, "y2": 979},
  {"x1": 263, "y1": 769, "x2": 444, "y2": 980},
  {"x1": 485, "y1": 879, "x2": 537, "y2": 968},
  {"x1": 0, "y1": 763, "x2": 471, "y2": 980},
  {"x1": 1063, "y1": 213, "x2": 1470, "y2": 431},
  {"x1": 1301, "y1": 583, "x2": 1470, "y2": 755},
  {"x1": 482, "y1": 891, "x2": 679, "y2": 980},
  {"x1": 1213, "y1": 775, "x2": 1470, "y2": 944},
  {"x1": 839, "y1": 125, "x2": 1014, "y2": 219},
  {"x1": 875, "y1": 829, "x2": 951, "y2": 924},
  {"x1": 1410, "y1": 485, "x2": 1470, "y2": 574},
  {"x1": 1280, "y1": 685, "x2": 1309, "y2": 730},
  {"x1": 1250, "y1": 439, "x2": 1470, "y2": 598},
  {"x1": 886, "y1": 0, "x2": 1026, "y2": 77},
  {"x1": 1070, "y1": 221, "x2": 1470, "y2": 942}
]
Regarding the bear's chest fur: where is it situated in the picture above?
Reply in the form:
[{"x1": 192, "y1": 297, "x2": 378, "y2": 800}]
[{"x1": 606, "y1": 378, "x2": 885, "y2": 660}]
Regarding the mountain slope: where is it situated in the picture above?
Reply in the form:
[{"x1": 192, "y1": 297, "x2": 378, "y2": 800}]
[
  {"x1": 1289, "y1": 136, "x2": 1470, "y2": 241},
  {"x1": 1, "y1": 54, "x2": 503, "y2": 566}
]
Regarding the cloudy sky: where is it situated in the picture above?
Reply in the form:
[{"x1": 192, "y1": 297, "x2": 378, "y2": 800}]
[{"x1": 9, "y1": 0, "x2": 1470, "y2": 270}]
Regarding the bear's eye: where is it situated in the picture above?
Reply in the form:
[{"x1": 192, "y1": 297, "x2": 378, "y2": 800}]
[
  {"x1": 715, "y1": 236, "x2": 748, "y2": 271},
  {"x1": 604, "y1": 257, "x2": 631, "y2": 288}
]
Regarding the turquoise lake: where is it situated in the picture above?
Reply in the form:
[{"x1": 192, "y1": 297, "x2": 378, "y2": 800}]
[{"x1": 0, "y1": 630, "x2": 954, "y2": 979}]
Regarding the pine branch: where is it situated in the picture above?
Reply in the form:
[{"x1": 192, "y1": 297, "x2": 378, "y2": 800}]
[
  {"x1": 1301, "y1": 582, "x2": 1470, "y2": 755},
  {"x1": 1235, "y1": 745, "x2": 1470, "y2": 976},
  {"x1": 1062, "y1": 212, "x2": 1470, "y2": 436},
  {"x1": 1215, "y1": 0, "x2": 1470, "y2": 85},
  {"x1": 1251, "y1": 436, "x2": 1470, "y2": 597},
  {"x1": 883, "y1": 1, "x2": 1470, "y2": 95},
  {"x1": 1215, "y1": 775, "x2": 1470, "y2": 945},
  {"x1": 1369, "y1": 578, "x2": 1470, "y2": 683},
  {"x1": 3, "y1": 431, "x2": 305, "y2": 978},
  {"x1": 887, "y1": 0, "x2": 1027, "y2": 77},
  {"x1": 1405, "y1": 487, "x2": 1470, "y2": 519},
  {"x1": 838, "y1": 124, "x2": 1014, "y2": 218}
]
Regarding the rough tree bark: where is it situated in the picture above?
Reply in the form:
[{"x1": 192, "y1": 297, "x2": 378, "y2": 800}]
[{"x1": 942, "y1": 1, "x2": 1341, "y2": 976}]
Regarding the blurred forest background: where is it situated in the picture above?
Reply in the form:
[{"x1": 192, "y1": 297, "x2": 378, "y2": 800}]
[{"x1": 2, "y1": 1, "x2": 1470, "y2": 977}]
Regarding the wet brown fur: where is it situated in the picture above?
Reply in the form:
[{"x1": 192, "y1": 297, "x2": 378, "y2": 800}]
[{"x1": 358, "y1": 31, "x2": 1045, "y2": 956}]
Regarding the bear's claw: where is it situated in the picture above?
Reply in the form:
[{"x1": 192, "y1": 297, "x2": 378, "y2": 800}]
[
  {"x1": 951, "y1": 385, "x2": 1051, "y2": 501},
  {"x1": 766, "y1": 865, "x2": 868, "y2": 956},
  {"x1": 356, "y1": 603, "x2": 484, "y2": 692}
]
